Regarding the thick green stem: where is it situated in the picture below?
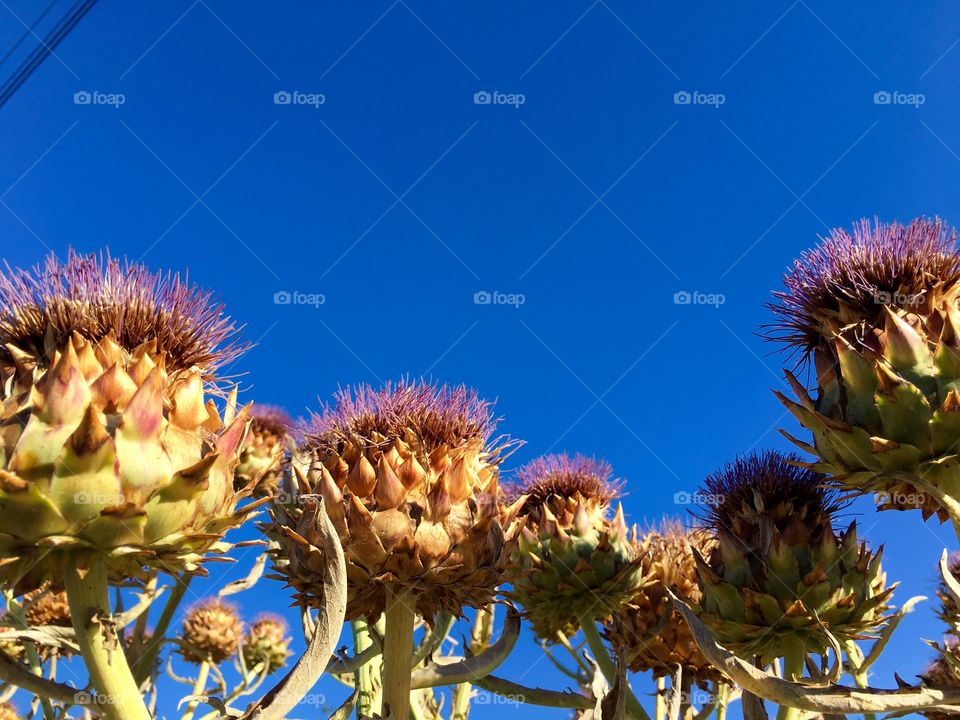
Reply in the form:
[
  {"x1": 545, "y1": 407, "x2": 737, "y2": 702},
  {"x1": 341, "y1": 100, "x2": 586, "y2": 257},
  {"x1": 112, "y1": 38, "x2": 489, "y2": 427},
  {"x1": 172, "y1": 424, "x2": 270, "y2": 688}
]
[
  {"x1": 63, "y1": 558, "x2": 151, "y2": 720},
  {"x1": 775, "y1": 639, "x2": 806, "y2": 720},
  {"x1": 381, "y1": 585, "x2": 416, "y2": 720},
  {"x1": 352, "y1": 620, "x2": 377, "y2": 717},
  {"x1": 845, "y1": 646, "x2": 877, "y2": 720},
  {"x1": 716, "y1": 684, "x2": 729, "y2": 720},
  {"x1": 23, "y1": 641, "x2": 54, "y2": 720},
  {"x1": 133, "y1": 571, "x2": 193, "y2": 685},
  {"x1": 577, "y1": 610, "x2": 650, "y2": 720},
  {"x1": 656, "y1": 677, "x2": 667, "y2": 720}
]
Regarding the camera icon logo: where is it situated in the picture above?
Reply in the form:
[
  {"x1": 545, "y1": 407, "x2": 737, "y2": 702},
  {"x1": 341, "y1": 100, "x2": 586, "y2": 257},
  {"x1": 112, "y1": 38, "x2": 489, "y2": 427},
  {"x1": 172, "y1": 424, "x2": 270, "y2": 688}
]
[
  {"x1": 473, "y1": 290, "x2": 492, "y2": 305},
  {"x1": 874, "y1": 90, "x2": 892, "y2": 105},
  {"x1": 673, "y1": 491, "x2": 691, "y2": 504},
  {"x1": 673, "y1": 290, "x2": 692, "y2": 305},
  {"x1": 273, "y1": 290, "x2": 292, "y2": 305},
  {"x1": 74, "y1": 91, "x2": 91, "y2": 105},
  {"x1": 673, "y1": 91, "x2": 691, "y2": 105},
  {"x1": 274, "y1": 91, "x2": 292, "y2": 105},
  {"x1": 474, "y1": 91, "x2": 492, "y2": 105}
]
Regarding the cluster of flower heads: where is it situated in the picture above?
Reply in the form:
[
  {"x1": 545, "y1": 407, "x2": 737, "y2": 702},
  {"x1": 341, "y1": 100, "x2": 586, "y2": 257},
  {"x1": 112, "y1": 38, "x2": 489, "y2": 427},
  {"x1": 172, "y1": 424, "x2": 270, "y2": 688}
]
[
  {"x1": 5, "y1": 216, "x2": 960, "y2": 718},
  {"x1": 177, "y1": 598, "x2": 292, "y2": 673}
]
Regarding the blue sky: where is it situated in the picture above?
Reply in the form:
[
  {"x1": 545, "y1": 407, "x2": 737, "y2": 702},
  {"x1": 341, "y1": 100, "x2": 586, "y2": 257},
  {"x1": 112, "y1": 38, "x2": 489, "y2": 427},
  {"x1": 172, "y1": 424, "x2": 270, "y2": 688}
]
[{"x1": 1, "y1": 2, "x2": 959, "y2": 718}]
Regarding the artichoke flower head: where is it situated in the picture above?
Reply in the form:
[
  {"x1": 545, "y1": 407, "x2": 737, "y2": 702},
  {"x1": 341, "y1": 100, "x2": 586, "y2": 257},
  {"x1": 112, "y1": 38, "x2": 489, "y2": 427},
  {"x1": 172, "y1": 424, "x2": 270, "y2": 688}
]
[
  {"x1": 606, "y1": 519, "x2": 721, "y2": 686},
  {"x1": 235, "y1": 404, "x2": 293, "y2": 497},
  {"x1": 241, "y1": 613, "x2": 292, "y2": 674},
  {"x1": 768, "y1": 217, "x2": 960, "y2": 521},
  {"x1": 271, "y1": 380, "x2": 522, "y2": 621},
  {"x1": 0, "y1": 250, "x2": 258, "y2": 592},
  {"x1": 693, "y1": 451, "x2": 893, "y2": 663},
  {"x1": 179, "y1": 598, "x2": 243, "y2": 664},
  {"x1": 504, "y1": 453, "x2": 645, "y2": 640}
]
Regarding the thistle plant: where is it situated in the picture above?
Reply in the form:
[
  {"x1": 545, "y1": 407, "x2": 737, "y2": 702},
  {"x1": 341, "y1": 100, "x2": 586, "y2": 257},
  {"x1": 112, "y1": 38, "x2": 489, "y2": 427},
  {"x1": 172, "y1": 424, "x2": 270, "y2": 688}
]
[
  {"x1": 606, "y1": 519, "x2": 721, "y2": 688},
  {"x1": 504, "y1": 453, "x2": 644, "y2": 639},
  {"x1": 768, "y1": 217, "x2": 960, "y2": 526},
  {"x1": 269, "y1": 380, "x2": 522, "y2": 720},
  {"x1": 0, "y1": 251, "x2": 258, "y2": 720},
  {"x1": 240, "y1": 615, "x2": 292, "y2": 674},
  {"x1": 6, "y1": 233, "x2": 960, "y2": 720},
  {"x1": 235, "y1": 405, "x2": 293, "y2": 498},
  {"x1": 692, "y1": 451, "x2": 892, "y2": 669},
  {"x1": 179, "y1": 599, "x2": 243, "y2": 665}
]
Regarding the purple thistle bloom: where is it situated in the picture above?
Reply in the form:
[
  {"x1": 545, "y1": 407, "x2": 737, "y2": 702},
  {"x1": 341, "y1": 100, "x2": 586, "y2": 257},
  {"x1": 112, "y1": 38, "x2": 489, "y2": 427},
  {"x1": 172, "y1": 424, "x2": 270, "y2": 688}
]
[
  {"x1": 250, "y1": 404, "x2": 294, "y2": 436},
  {"x1": 512, "y1": 452, "x2": 621, "y2": 511},
  {"x1": 766, "y1": 217, "x2": 960, "y2": 354},
  {"x1": 0, "y1": 249, "x2": 244, "y2": 373},
  {"x1": 700, "y1": 450, "x2": 840, "y2": 532},
  {"x1": 304, "y1": 379, "x2": 500, "y2": 452}
]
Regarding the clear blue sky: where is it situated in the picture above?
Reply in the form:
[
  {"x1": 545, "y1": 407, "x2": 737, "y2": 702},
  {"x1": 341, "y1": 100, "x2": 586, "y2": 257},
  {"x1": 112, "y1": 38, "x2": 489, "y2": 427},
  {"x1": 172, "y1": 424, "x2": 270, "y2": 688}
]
[{"x1": 1, "y1": 2, "x2": 958, "y2": 718}]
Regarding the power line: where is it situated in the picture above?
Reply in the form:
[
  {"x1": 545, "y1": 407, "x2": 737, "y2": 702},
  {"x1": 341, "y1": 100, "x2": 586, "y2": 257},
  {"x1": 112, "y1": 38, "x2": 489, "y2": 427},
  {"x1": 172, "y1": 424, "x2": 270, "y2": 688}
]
[
  {"x1": 0, "y1": 0, "x2": 62, "y2": 69},
  {"x1": 0, "y1": 0, "x2": 99, "y2": 111}
]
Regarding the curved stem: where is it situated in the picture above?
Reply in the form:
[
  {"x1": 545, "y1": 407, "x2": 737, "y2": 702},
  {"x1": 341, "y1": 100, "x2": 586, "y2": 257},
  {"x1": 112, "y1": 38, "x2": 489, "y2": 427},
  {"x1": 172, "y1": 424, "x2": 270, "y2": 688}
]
[
  {"x1": 63, "y1": 558, "x2": 151, "y2": 720},
  {"x1": 576, "y1": 610, "x2": 650, "y2": 720},
  {"x1": 556, "y1": 631, "x2": 593, "y2": 676},
  {"x1": 381, "y1": 585, "x2": 416, "y2": 720},
  {"x1": 473, "y1": 674, "x2": 594, "y2": 709}
]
